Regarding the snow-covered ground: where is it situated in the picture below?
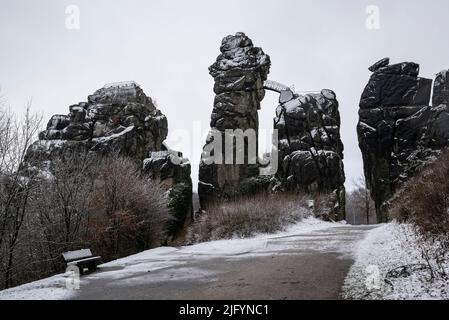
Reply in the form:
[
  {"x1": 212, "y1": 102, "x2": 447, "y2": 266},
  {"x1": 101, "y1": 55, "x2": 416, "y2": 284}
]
[
  {"x1": 343, "y1": 223, "x2": 449, "y2": 300},
  {"x1": 0, "y1": 273, "x2": 77, "y2": 300},
  {"x1": 5, "y1": 218, "x2": 443, "y2": 300},
  {"x1": 0, "y1": 217, "x2": 341, "y2": 300}
]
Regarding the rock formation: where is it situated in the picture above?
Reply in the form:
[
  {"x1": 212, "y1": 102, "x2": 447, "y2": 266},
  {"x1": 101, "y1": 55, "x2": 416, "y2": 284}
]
[
  {"x1": 198, "y1": 32, "x2": 271, "y2": 207},
  {"x1": 433, "y1": 70, "x2": 449, "y2": 106},
  {"x1": 25, "y1": 81, "x2": 192, "y2": 233},
  {"x1": 144, "y1": 150, "x2": 193, "y2": 233},
  {"x1": 273, "y1": 88, "x2": 346, "y2": 220},
  {"x1": 29, "y1": 81, "x2": 167, "y2": 161},
  {"x1": 358, "y1": 58, "x2": 449, "y2": 222},
  {"x1": 198, "y1": 32, "x2": 346, "y2": 221}
]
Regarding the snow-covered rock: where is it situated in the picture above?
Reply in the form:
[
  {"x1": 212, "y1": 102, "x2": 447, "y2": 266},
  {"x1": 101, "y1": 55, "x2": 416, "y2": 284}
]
[
  {"x1": 357, "y1": 58, "x2": 449, "y2": 222},
  {"x1": 273, "y1": 89, "x2": 346, "y2": 220},
  {"x1": 27, "y1": 82, "x2": 168, "y2": 162},
  {"x1": 198, "y1": 32, "x2": 271, "y2": 207}
]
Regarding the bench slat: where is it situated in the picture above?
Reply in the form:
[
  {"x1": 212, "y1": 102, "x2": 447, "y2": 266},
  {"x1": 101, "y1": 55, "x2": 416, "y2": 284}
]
[
  {"x1": 63, "y1": 249, "x2": 94, "y2": 262},
  {"x1": 67, "y1": 256, "x2": 102, "y2": 266}
]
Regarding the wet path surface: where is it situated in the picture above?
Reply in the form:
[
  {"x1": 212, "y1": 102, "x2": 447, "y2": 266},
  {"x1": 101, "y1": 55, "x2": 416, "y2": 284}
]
[{"x1": 73, "y1": 225, "x2": 375, "y2": 300}]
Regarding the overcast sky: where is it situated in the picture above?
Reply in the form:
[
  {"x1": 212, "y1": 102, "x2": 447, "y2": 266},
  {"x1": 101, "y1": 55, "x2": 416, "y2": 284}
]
[{"x1": 1, "y1": 0, "x2": 449, "y2": 191}]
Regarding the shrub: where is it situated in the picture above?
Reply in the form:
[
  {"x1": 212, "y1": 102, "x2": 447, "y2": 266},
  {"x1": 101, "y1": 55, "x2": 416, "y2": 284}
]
[
  {"x1": 187, "y1": 192, "x2": 328, "y2": 243},
  {"x1": 0, "y1": 154, "x2": 172, "y2": 289},
  {"x1": 390, "y1": 149, "x2": 449, "y2": 279},
  {"x1": 167, "y1": 182, "x2": 193, "y2": 236},
  {"x1": 390, "y1": 150, "x2": 449, "y2": 237},
  {"x1": 86, "y1": 156, "x2": 171, "y2": 260}
]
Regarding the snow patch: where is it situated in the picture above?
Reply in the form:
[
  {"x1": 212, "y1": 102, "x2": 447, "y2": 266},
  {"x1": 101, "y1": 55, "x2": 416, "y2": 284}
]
[
  {"x1": 93, "y1": 126, "x2": 135, "y2": 144},
  {"x1": 103, "y1": 81, "x2": 140, "y2": 89},
  {"x1": 342, "y1": 223, "x2": 449, "y2": 300},
  {"x1": 0, "y1": 273, "x2": 76, "y2": 300}
]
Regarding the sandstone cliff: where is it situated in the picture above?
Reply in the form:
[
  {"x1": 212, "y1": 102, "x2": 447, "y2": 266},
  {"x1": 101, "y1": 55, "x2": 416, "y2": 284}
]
[
  {"x1": 198, "y1": 32, "x2": 271, "y2": 207},
  {"x1": 358, "y1": 58, "x2": 449, "y2": 222}
]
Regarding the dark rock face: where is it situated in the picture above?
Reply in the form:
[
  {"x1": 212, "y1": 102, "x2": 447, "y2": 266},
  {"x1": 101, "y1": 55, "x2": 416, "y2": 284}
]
[
  {"x1": 144, "y1": 150, "x2": 193, "y2": 234},
  {"x1": 368, "y1": 57, "x2": 390, "y2": 72},
  {"x1": 198, "y1": 32, "x2": 271, "y2": 207},
  {"x1": 273, "y1": 89, "x2": 346, "y2": 220},
  {"x1": 357, "y1": 58, "x2": 449, "y2": 222},
  {"x1": 360, "y1": 61, "x2": 432, "y2": 109},
  {"x1": 433, "y1": 70, "x2": 449, "y2": 106},
  {"x1": 25, "y1": 82, "x2": 192, "y2": 233}
]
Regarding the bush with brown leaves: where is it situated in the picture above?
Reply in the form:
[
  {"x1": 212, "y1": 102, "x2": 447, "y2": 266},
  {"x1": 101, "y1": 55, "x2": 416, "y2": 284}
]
[
  {"x1": 390, "y1": 149, "x2": 449, "y2": 279},
  {"x1": 390, "y1": 150, "x2": 449, "y2": 238}
]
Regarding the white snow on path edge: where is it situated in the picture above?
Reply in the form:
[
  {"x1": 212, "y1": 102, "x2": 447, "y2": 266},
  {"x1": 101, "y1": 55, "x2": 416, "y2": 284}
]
[
  {"x1": 0, "y1": 217, "x2": 342, "y2": 300},
  {"x1": 342, "y1": 223, "x2": 449, "y2": 300}
]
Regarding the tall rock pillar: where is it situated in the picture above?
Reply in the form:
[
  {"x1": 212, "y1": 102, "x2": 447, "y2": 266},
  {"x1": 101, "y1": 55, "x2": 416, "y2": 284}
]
[
  {"x1": 357, "y1": 58, "x2": 449, "y2": 223},
  {"x1": 198, "y1": 32, "x2": 271, "y2": 207}
]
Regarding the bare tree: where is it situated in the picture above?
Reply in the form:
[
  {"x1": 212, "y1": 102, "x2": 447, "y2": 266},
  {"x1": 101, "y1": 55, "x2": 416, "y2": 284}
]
[
  {"x1": 29, "y1": 152, "x2": 96, "y2": 272},
  {"x1": 0, "y1": 98, "x2": 42, "y2": 288},
  {"x1": 346, "y1": 176, "x2": 376, "y2": 225},
  {"x1": 88, "y1": 156, "x2": 171, "y2": 259}
]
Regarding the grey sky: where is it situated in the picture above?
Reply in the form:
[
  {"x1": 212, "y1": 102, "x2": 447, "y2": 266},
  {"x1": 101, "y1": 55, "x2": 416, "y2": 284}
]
[{"x1": 1, "y1": 0, "x2": 448, "y2": 191}]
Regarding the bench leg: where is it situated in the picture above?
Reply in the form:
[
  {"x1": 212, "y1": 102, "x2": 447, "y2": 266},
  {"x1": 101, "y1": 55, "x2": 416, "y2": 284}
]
[
  {"x1": 87, "y1": 262, "x2": 98, "y2": 272},
  {"x1": 69, "y1": 260, "x2": 100, "y2": 276}
]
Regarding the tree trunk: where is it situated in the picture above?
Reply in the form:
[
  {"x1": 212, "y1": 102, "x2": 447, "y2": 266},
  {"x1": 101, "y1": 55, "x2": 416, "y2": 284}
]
[
  {"x1": 4, "y1": 248, "x2": 14, "y2": 289},
  {"x1": 365, "y1": 189, "x2": 370, "y2": 225}
]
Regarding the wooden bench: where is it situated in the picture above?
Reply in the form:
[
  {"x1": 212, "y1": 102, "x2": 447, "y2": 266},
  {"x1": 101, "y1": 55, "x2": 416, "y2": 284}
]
[{"x1": 62, "y1": 249, "x2": 102, "y2": 275}]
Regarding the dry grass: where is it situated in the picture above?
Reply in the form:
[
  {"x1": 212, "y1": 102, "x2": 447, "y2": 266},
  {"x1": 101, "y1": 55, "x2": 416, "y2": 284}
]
[{"x1": 188, "y1": 192, "x2": 331, "y2": 243}]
